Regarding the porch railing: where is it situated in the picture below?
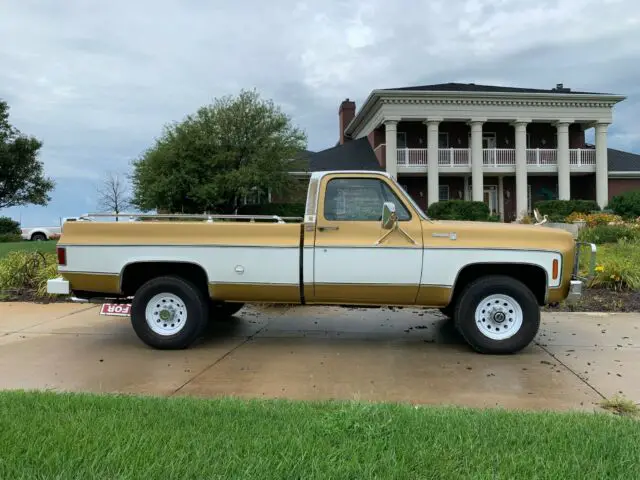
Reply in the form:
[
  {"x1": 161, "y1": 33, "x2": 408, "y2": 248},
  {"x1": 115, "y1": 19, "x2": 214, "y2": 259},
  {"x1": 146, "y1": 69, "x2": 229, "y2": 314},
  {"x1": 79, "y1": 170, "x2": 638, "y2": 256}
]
[
  {"x1": 438, "y1": 148, "x2": 470, "y2": 167},
  {"x1": 390, "y1": 147, "x2": 596, "y2": 168},
  {"x1": 483, "y1": 148, "x2": 515, "y2": 166},
  {"x1": 569, "y1": 148, "x2": 596, "y2": 165},
  {"x1": 526, "y1": 149, "x2": 557, "y2": 166}
]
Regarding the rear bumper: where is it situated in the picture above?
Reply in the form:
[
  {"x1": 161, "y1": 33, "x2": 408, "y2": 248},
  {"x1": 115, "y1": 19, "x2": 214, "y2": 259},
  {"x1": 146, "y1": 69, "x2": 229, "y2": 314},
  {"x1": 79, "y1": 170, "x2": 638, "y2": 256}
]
[
  {"x1": 47, "y1": 277, "x2": 70, "y2": 295},
  {"x1": 565, "y1": 242, "x2": 596, "y2": 303},
  {"x1": 565, "y1": 279, "x2": 583, "y2": 303}
]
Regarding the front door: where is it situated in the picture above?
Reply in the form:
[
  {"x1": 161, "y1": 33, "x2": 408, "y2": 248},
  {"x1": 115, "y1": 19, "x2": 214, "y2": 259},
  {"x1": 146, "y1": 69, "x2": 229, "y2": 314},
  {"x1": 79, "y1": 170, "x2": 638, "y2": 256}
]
[
  {"x1": 312, "y1": 174, "x2": 424, "y2": 305},
  {"x1": 484, "y1": 187, "x2": 498, "y2": 215}
]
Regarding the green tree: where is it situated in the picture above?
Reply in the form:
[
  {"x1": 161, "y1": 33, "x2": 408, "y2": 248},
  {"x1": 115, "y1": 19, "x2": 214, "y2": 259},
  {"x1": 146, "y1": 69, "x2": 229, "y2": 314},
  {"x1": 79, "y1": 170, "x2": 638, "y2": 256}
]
[
  {"x1": 131, "y1": 90, "x2": 307, "y2": 213},
  {"x1": 0, "y1": 100, "x2": 55, "y2": 209}
]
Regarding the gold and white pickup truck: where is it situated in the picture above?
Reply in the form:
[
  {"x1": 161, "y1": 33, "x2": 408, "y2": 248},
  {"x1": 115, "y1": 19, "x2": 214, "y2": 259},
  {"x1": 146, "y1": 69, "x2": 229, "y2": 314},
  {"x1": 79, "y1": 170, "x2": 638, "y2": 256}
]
[{"x1": 47, "y1": 170, "x2": 595, "y2": 354}]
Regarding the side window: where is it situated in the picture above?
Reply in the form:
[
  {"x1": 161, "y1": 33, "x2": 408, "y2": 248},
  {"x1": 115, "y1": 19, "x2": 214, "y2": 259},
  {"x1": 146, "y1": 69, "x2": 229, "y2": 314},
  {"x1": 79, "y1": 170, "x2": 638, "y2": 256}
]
[{"x1": 323, "y1": 178, "x2": 411, "y2": 221}]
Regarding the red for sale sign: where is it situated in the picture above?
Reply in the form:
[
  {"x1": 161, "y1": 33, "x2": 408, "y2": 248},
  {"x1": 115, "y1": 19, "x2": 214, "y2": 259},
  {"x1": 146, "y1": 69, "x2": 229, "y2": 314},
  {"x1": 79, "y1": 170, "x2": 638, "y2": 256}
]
[{"x1": 100, "y1": 303, "x2": 131, "y2": 316}]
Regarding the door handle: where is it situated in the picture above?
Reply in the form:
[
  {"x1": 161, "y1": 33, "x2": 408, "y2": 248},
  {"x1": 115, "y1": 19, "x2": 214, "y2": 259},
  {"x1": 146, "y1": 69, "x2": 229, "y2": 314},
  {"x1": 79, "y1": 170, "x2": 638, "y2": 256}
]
[{"x1": 318, "y1": 226, "x2": 339, "y2": 232}]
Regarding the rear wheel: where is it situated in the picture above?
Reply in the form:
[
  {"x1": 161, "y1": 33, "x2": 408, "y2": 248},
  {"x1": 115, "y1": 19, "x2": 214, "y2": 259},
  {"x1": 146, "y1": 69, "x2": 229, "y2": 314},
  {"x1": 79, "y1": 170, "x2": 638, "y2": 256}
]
[
  {"x1": 454, "y1": 275, "x2": 540, "y2": 354},
  {"x1": 31, "y1": 232, "x2": 46, "y2": 241},
  {"x1": 130, "y1": 275, "x2": 209, "y2": 349}
]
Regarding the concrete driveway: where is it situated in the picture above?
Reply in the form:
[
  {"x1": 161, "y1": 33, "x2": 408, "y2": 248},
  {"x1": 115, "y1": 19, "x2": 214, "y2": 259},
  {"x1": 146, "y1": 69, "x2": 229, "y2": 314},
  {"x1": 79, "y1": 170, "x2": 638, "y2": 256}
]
[{"x1": 0, "y1": 302, "x2": 638, "y2": 411}]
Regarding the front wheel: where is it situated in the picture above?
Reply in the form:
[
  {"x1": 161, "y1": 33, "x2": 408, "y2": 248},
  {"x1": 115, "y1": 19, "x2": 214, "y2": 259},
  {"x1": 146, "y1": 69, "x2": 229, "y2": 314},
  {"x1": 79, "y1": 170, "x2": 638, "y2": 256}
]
[
  {"x1": 31, "y1": 232, "x2": 47, "y2": 241},
  {"x1": 130, "y1": 275, "x2": 209, "y2": 349},
  {"x1": 454, "y1": 275, "x2": 540, "y2": 354}
]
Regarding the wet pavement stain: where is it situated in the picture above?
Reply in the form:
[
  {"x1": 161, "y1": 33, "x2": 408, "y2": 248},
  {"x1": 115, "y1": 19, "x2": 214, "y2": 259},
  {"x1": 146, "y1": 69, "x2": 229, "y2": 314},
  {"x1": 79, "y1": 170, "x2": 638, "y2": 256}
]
[{"x1": 0, "y1": 303, "x2": 638, "y2": 410}]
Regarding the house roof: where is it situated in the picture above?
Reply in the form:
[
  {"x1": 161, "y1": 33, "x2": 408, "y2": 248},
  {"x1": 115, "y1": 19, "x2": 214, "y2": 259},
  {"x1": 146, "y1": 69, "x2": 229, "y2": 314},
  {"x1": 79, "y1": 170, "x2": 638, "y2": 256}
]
[
  {"x1": 607, "y1": 147, "x2": 640, "y2": 172},
  {"x1": 305, "y1": 137, "x2": 383, "y2": 172},
  {"x1": 288, "y1": 149, "x2": 315, "y2": 170},
  {"x1": 382, "y1": 82, "x2": 611, "y2": 95}
]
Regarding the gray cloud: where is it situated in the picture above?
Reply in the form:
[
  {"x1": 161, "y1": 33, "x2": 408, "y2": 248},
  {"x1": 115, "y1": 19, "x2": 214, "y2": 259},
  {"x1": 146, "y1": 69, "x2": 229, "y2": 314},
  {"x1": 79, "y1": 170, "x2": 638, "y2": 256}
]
[{"x1": 1, "y1": 0, "x2": 639, "y2": 224}]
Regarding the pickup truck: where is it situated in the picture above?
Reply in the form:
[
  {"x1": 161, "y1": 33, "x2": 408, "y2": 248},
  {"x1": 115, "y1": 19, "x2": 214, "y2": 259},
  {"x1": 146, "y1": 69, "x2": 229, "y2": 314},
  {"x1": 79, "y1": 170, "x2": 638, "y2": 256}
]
[
  {"x1": 21, "y1": 216, "x2": 92, "y2": 241},
  {"x1": 47, "y1": 170, "x2": 595, "y2": 354}
]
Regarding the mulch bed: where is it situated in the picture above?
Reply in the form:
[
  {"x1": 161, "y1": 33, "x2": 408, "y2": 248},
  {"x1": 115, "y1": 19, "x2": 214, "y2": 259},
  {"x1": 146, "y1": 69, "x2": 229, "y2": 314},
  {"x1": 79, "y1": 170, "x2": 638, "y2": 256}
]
[
  {"x1": 0, "y1": 291, "x2": 73, "y2": 304},
  {"x1": 544, "y1": 289, "x2": 640, "y2": 313}
]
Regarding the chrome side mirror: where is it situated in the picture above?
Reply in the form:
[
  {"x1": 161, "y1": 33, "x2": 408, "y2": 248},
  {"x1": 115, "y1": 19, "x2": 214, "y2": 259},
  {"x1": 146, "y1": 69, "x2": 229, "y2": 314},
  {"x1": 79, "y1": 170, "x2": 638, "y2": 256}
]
[{"x1": 382, "y1": 202, "x2": 397, "y2": 230}]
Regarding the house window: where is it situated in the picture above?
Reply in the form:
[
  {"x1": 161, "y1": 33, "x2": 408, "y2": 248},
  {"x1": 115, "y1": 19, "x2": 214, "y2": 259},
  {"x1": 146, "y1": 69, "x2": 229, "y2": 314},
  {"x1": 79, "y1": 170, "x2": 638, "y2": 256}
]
[
  {"x1": 438, "y1": 132, "x2": 449, "y2": 148},
  {"x1": 439, "y1": 185, "x2": 449, "y2": 201},
  {"x1": 323, "y1": 178, "x2": 411, "y2": 221}
]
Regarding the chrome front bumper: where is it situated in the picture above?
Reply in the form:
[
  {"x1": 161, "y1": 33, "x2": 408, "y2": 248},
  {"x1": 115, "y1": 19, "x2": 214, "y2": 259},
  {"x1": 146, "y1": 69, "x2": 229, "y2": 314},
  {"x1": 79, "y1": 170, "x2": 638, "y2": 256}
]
[{"x1": 566, "y1": 242, "x2": 597, "y2": 303}]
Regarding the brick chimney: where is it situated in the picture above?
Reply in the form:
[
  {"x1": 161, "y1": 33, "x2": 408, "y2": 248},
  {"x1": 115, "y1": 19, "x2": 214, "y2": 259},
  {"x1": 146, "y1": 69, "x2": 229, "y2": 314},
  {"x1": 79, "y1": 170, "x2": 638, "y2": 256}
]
[{"x1": 339, "y1": 98, "x2": 356, "y2": 144}]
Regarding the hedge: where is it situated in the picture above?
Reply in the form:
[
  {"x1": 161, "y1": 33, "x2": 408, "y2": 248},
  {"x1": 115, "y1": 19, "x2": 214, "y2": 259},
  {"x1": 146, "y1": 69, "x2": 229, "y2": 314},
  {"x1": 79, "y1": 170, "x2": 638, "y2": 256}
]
[
  {"x1": 534, "y1": 200, "x2": 600, "y2": 220},
  {"x1": 236, "y1": 203, "x2": 305, "y2": 218},
  {"x1": 0, "y1": 233, "x2": 22, "y2": 243},
  {"x1": 0, "y1": 217, "x2": 20, "y2": 235},
  {"x1": 427, "y1": 200, "x2": 491, "y2": 221},
  {"x1": 609, "y1": 190, "x2": 640, "y2": 219}
]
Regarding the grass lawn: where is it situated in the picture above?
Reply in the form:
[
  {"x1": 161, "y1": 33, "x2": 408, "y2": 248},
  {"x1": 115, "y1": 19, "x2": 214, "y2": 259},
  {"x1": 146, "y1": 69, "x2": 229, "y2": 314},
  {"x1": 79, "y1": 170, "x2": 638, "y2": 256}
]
[
  {"x1": 0, "y1": 240, "x2": 57, "y2": 258},
  {"x1": 0, "y1": 392, "x2": 638, "y2": 479}
]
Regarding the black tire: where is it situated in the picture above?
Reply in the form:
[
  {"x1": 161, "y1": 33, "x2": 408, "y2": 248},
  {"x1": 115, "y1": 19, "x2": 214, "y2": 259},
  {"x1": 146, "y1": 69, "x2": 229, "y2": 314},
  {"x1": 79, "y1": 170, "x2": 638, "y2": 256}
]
[
  {"x1": 130, "y1": 275, "x2": 209, "y2": 350},
  {"x1": 454, "y1": 275, "x2": 540, "y2": 354},
  {"x1": 31, "y1": 232, "x2": 46, "y2": 241},
  {"x1": 210, "y1": 301, "x2": 244, "y2": 320}
]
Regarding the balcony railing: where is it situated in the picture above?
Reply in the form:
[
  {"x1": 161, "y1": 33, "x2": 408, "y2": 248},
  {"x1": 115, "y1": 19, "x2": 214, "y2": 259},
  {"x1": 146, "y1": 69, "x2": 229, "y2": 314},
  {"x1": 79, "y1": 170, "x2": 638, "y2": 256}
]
[
  {"x1": 438, "y1": 148, "x2": 470, "y2": 167},
  {"x1": 569, "y1": 148, "x2": 596, "y2": 166},
  {"x1": 483, "y1": 148, "x2": 515, "y2": 166},
  {"x1": 526, "y1": 149, "x2": 557, "y2": 166},
  {"x1": 393, "y1": 147, "x2": 597, "y2": 168}
]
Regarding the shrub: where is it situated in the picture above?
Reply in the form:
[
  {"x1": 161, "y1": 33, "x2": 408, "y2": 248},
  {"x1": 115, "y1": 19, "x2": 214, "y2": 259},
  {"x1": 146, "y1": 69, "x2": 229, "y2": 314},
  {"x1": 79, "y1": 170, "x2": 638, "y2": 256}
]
[
  {"x1": 566, "y1": 212, "x2": 624, "y2": 226},
  {"x1": 236, "y1": 203, "x2": 305, "y2": 218},
  {"x1": 0, "y1": 233, "x2": 22, "y2": 243},
  {"x1": 578, "y1": 224, "x2": 640, "y2": 244},
  {"x1": 535, "y1": 200, "x2": 600, "y2": 219},
  {"x1": 0, "y1": 217, "x2": 20, "y2": 235},
  {"x1": 609, "y1": 190, "x2": 640, "y2": 219},
  {"x1": 427, "y1": 200, "x2": 490, "y2": 221},
  {"x1": 588, "y1": 240, "x2": 640, "y2": 291},
  {"x1": 0, "y1": 251, "x2": 59, "y2": 298}
]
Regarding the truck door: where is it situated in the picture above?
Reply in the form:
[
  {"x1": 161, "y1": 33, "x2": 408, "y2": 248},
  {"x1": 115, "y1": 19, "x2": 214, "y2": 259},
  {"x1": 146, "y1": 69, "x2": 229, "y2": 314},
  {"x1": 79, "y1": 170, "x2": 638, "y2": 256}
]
[{"x1": 311, "y1": 174, "x2": 423, "y2": 305}]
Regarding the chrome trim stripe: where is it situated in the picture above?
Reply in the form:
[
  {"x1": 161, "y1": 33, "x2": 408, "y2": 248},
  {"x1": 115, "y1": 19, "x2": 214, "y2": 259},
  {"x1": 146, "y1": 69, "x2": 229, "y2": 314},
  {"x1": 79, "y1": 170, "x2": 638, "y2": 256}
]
[{"x1": 59, "y1": 243, "x2": 562, "y2": 255}]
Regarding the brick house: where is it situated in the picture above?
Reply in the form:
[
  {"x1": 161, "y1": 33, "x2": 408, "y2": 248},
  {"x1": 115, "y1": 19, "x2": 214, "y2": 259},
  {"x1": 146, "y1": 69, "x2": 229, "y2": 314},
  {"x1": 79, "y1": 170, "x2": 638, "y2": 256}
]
[{"x1": 299, "y1": 82, "x2": 640, "y2": 221}]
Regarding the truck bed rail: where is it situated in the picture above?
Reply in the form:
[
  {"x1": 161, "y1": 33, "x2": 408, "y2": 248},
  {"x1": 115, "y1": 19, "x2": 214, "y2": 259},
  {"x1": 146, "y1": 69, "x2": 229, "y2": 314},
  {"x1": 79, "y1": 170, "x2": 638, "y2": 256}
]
[{"x1": 80, "y1": 212, "x2": 303, "y2": 223}]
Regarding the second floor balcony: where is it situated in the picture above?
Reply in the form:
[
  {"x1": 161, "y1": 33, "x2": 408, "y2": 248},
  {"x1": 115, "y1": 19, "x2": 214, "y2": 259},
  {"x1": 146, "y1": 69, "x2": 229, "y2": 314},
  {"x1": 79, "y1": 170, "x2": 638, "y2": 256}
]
[{"x1": 373, "y1": 145, "x2": 597, "y2": 173}]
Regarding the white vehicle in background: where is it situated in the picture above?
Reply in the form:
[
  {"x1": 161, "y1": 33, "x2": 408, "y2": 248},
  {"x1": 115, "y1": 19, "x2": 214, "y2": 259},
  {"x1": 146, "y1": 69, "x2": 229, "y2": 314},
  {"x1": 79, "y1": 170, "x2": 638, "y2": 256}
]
[{"x1": 20, "y1": 216, "x2": 93, "y2": 241}]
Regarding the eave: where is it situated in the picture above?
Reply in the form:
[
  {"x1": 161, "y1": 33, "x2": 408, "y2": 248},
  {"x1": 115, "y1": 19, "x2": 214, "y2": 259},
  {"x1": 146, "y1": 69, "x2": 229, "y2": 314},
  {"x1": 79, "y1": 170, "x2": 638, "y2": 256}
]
[{"x1": 345, "y1": 89, "x2": 627, "y2": 137}]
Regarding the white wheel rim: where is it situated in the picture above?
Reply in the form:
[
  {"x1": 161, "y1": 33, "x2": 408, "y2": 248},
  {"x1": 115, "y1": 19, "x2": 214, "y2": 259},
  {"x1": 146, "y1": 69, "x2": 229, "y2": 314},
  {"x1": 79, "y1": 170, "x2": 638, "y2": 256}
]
[
  {"x1": 475, "y1": 294, "x2": 523, "y2": 340},
  {"x1": 145, "y1": 293, "x2": 188, "y2": 336}
]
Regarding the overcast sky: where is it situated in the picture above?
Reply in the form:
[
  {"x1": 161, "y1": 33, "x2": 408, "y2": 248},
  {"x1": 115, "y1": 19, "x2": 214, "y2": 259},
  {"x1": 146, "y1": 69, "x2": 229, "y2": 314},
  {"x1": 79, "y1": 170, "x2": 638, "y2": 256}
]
[{"x1": 2, "y1": 0, "x2": 639, "y2": 226}]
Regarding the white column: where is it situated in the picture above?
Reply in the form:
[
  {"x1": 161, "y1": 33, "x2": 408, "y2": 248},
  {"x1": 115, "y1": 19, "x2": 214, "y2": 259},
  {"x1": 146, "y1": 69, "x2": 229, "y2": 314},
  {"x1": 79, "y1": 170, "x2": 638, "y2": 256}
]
[
  {"x1": 556, "y1": 121, "x2": 572, "y2": 200},
  {"x1": 463, "y1": 176, "x2": 469, "y2": 200},
  {"x1": 384, "y1": 120, "x2": 399, "y2": 179},
  {"x1": 469, "y1": 119, "x2": 485, "y2": 202},
  {"x1": 498, "y1": 176, "x2": 505, "y2": 221},
  {"x1": 595, "y1": 122, "x2": 609, "y2": 209},
  {"x1": 425, "y1": 119, "x2": 441, "y2": 206},
  {"x1": 513, "y1": 120, "x2": 529, "y2": 218}
]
